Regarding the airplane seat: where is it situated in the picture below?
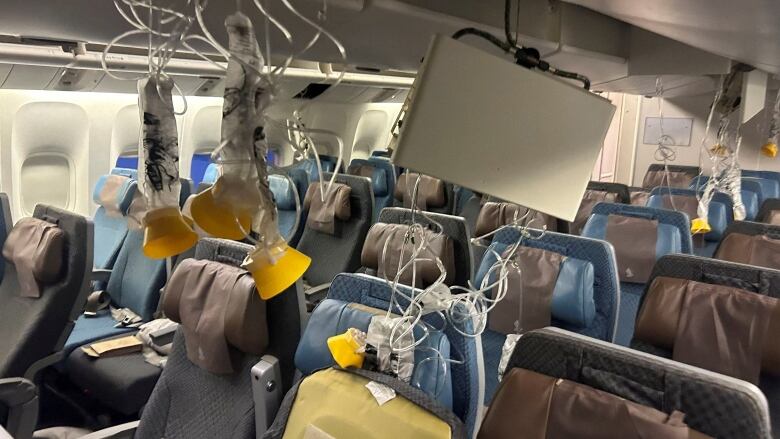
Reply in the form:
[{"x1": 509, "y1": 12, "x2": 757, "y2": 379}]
[
  {"x1": 318, "y1": 154, "x2": 342, "y2": 173},
  {"x1": 360, "y1": 207, "x2": 473, "y2": 288},
  {"x1": 91, "y1": 171, "x2": 137, "y2": 271},
  {"x1": 0, "y1": 194, "x2": 13, "y2": 285},
  {"x1": 178, "y1": 178, "x2": 193, "y2": 208},
  {"x1": 393, "y1": 173, "x2": 454, "y2": 215},
  {"x1": 0, "y1": 205, "x2": 93, "y2": 380},
  {"x1": 713, "y1": 221, "x2": 780, "y2": 270},
  {"x1": 323, "y1": 273, "x2": 481, "y2": 437},
  {"x1": 629, "y1": 254, "x2": 780, "y2": 434},
  {"x1": 296, "y1": 173, "x2": 373, "y2": 305},
  {"x1": 65, "y1": 238, "x2": 302, "y2": 439},
  {"x1": 581, "y1": 203, "x2": 692, "y2": 346},
  {"x1": 758, "y1": 198, "x2": 780, "y2": 225},
  {"x1": 628, "y1": 186, "x2": 651, "y2": 205},
  {"x1": 347, "y1": 158, "x2": 396, "y2": 221},
  {"x1": 453, "y1": 185, "x2": 475, "y2": 216},
  {"x1": 268, "y1": 173, "x2": 303, "y2": 247},
  {"x1": 474, "y1": 228, "x2": 619, "y2": 403},
  {"x1": 742, "y1": 176, "x2": 779, "y2": 205},
  {"x1": 481, "y1": 327, "x2": 772, "y2": 439},
  {"x1": 641, "y1": 164, "x2": 701, "y2": 189},
  {"x1": 567, "y1": 181, "x2": 630, "y2": 235},
  {"x1": 647, "y1": 187, "x2": 733, "y2": 257},
  {"x1": 61, "y1": 229, "x2": 167, "y2": 356},
  {"x1": 201, "y1": 162, "x2": 219, "y2": 186},
  {"x1": 743, "y1": 170, "x2": 780, "y2": 198},
  {"x1": 690, "y1": 175, "x2": 760, "y2": 221},
  {"x1": 109, "y1": 168, "x2": 137, "y2": 180}
]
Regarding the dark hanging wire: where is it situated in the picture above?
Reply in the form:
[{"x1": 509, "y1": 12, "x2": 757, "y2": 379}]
[{"x1": 453, "y1": 0, "x2": 591, "y2": 90}]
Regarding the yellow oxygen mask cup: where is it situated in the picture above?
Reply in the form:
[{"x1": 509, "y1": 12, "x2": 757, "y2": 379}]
[
  {"x1": 762, "y1": 142, "x2": 778, "y2": 158},
  {"x1": 691, "y1": 217, "x2": 712, "y2": 235},
  {"x1": 243, "y1": 241, "x2": 311, "y2": 300},
  {"x1": 190, "y1": 174, "x2": 262, "y2": 240},
  {"x1": 143, "y1": 206, "x2": 199, "y2": 259}
]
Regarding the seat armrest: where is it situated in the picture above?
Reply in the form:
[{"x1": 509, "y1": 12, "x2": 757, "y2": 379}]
[
  {"x1": 252, "y1": 355, "x2": 283, "y2": 439},
  {"x1": 80, "y1": 421, "x2": 140, "y2": 439},
  {"x1": 304, "y1": 282, "x2": 331, "y2": 312},
  {"x1": 91, "y1": 269, "x2": 112, "y2": 283},
  {"x1": 0, "y1": 378, "x2": 38, "y2": 439}
]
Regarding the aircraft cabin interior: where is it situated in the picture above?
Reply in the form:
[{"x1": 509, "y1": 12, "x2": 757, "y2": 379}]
[{"x1": 0, "y1": 1, "x2": 779, "y2": 438}]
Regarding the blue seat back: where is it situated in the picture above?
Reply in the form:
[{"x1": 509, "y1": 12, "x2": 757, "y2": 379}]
[
  {"x1": 328, "y1": 273, "x2": 482, "y2": 437},
  {"x1": 269, "y1": 173, "x2": 302, "y2": 246},
  {"x1": 92, "y1": 170, "x2": 138, "y2": 269},
  {"x1": 475, "y1": 229, "x2": 619, "y2": 342},
  {"x1": 743, "y1": 170, "x2": 780, "y2": 198},
  {"x1": 743, "y1": 176, "x2": 780, "y2": 205},
  {"x1": 739, "y1": 179, "x2": 761, "y2": 220},
  {"x1": 347, "y1": 158, "x2": 396, "y2": 221},
  {"x1": 106, "y1": 230, "x2": 167, "y2": 321},
  {"x1": 582, "y1": 202, "x2": 691, "y2": 345},
  {"x1": 0, "y1": 194, "x2": 12, "y2": 284},
  {"x1": 454, "y1": 186, "x2": 475, "y2": 215},
  {"x1": 649, "y1": 186, "x2": 733, "y2": 243}
]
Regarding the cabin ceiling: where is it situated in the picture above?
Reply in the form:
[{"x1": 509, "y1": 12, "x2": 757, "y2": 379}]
[
  {"x1": 566, "y1": 0, "x2": 780, "y2": 75},
  {"x1": 0, "y1": 0, "x2": 776, "y2": 97}
]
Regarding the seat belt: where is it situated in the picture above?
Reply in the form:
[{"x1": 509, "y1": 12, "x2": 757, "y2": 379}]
[{"x1": 83, "y1": 290, "x2": 111, "y2": 317}]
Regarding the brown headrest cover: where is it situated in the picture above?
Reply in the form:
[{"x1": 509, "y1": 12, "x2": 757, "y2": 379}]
[
  {"x1": 767, "y1": 210, "x2": 780, "y2": 226},
  {"x1": 634, "y1": 276, "x2": 780, "y2": 383},
  {"x1": 163, "y1": 258, "x2": 268, "y2": 374},
  {"x1": 489, "y1": 246, "x2": 562, "y2": 335},
  {"x1": 475, "y1": 202, "x2": 557, "y2": 236},
  {"x1": 642, "y1": 169, "x2": 693, "y2": 189},
  {"x1": 571, "y1": 190, "x2": 617, "y2": 235},
  {"x1": 605, "y1": 214, "x2": 657, "y2": 283},
  {"x1": 2, "y1": 217, "x2": 65, "y2": 298},
  {"x1": 303, "y1": 182, "x2": 352, "y2": 235},
  {"x1": 97, "y1": 174, "x2": 131, "y2": 217},
  {"x1": 660, "y1": 194, "x2": 698, "y2": 220},
  {"x1": 361, "y1": 222, "x2": 455, "y2": 287},
  {"x1": 714, "y1": 232, "x2": 780, "y2": 271},
  {"x1": 630, "y1": 190, "x2": 650, "y2": 206},
  {"x1": 479, "y1": 367, "x2": 712, "y2": 439},
  {"x1": 347, "y1": 163, "x2": 375, "y2": 178},
  {"x1": 394, "y1": 173, "x2": 446, "y2": 209}
]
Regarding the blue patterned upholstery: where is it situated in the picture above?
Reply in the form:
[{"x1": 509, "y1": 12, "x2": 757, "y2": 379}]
[
  {"x1": 743, "y1": 170, "x2": 780, "y2": 198},
  {"x1": 651, "y1": 186, "x2": 733, "y2": 253},
  {"x1": 269, "y1": 174, "x2": 302, "y2": 246},
  {"x1": 328, "y1": 273, "x2": 482, "y2": 437},
  {"x1": 582, "y1": 202, "x2": 692, "y2": 345},
  {"x1": 690, "y1": 176, "x2": 760, "y2": 221},
  {"x1": 474, "y1": 229, "x2": 619, "y2": 403},
  {"x1": 743, "y1": 176, "x2": 780, "y2": 205},
  {"x1": 348, "y1": 158, "x2": 396, "y2": 221},
  {"x1": 63, "y1": 231, "x2": 167, "y2": 355},
  {"x1": 92, "y1": 169, "x2": 138, "y2": 270}
]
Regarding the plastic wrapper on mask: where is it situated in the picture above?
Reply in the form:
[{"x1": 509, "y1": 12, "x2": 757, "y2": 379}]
[{"x1": 135, "y1": 75, "x2": 197, "y2": 259}]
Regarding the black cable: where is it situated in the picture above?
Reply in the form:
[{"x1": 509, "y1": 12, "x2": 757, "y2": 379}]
[
  {"x1": 451, "y1": 28, "x2": 515, "y2": 53},
  {"x1": 550, "y1": 68, "x2": 591, "y2": 90}
]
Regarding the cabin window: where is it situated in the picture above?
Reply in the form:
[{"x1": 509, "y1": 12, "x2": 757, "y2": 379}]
[
  {"x1": 116, "y1": 152, "x2": 138, "y2": 170},
  {"x1": 189, "y1": 152, "x2": 212, "y2": 186},
  {"x1": 20, "y1": 154, "x2": 72, "y2": 214}
]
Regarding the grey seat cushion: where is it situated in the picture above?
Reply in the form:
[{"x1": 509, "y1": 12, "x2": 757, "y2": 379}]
[{"x1": 65, "y1": 334, "x2": 161, "y2": 416}]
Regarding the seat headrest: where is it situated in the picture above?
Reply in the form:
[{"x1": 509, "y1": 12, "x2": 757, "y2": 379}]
[
  {"x1": 475, "y1": 202, "x2": 556, "y2": 236},
  {"x1": 303, "y1": 182, "x2": 352, "y2": 235},
  {"x1": 201, "y1": 163, "x2": 219, "y2": 185},
  {"x1": 92, "y1": 174, "x2": 137, "y2": 216},
  {"x1": 629, "y1": 189, "x2": 650, "y2": 206},
  {"x1": 348, "y1": 163, "x2": 389, "y2": 197},
  {"x1": 394, "y1": 173, "x2": 446, "y2": 209},
  {"x1": 269, "y1": 174, "x2": 297, "y2": 211},
  {"x1": 767, "y1": 210, "x2": 780, "y2": 225},
  {"x1": 634, "y1": 276, "x2": 780, "y2": 384},
  {"x1": 163, "y1": 258, "x2": 268, "y2": 374},
  {"x1": 583, "y1": 213, "x2": 674, "y2": 283},
  {"x1": 485, "y1": 245, "x2": 595, "y2": 331},
  {"x1": 571, "y1": 190, "x2": 618, "y2": 235},
  {"x1": 295, "y1": 298, "x2": 453, "y2": 407},
  {"x1": 481, "y1": 367, "x2": 713, "y2": 439},
  {"x1": 361, "y1": 222, "x2": 455, "y2": 287},
  {"x1": 642, "y1": 166, "x2": 698, "y2": 189},
  {"x1": 647, "y1": 193, "x2": 728, "y2": 241},
  {"x1": 715, "y1": 232, "x2": 780, "y2": 271},
  {"x1": 111, "y1": 167, "x2": 138, "y2": 179},
  {"x1": 2, "y1": 217, "x2": 65, "y2": 298}
]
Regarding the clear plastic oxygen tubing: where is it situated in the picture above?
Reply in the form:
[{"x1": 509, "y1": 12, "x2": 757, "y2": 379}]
[
  {"x1": 376, "y1": 171, "x2": 546, "y2": 395},
  {"x1": 653, "y1": 78, "x2": 678, "y2": 210}
]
